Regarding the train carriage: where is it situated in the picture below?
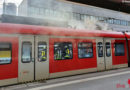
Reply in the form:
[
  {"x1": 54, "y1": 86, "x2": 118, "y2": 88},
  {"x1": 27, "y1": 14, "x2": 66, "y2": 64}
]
[
  {"x1": 124, "y1": 32, "x2": 130, "y2": 67},
  {"x1": 0, "y1": 23, "x2": 128, "y2": 86}
]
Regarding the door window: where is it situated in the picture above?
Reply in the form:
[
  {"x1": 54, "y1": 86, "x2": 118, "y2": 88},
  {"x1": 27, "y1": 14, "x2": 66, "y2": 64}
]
[
  {"x1": 97, "y1": 42, "x2": 103, "y2": 57},
  {"x1": 38, "y1": 42, "x2": 47, "y2": 61},
  {"x1": 22, "y1": 42, "x2": 32, "y2": 63},
  {"x1": 106, "y1": 42, "x2": 111, "y2": 57},
  {"x1": 0, "y1": 43, "x2": 12, "y2": 64}
]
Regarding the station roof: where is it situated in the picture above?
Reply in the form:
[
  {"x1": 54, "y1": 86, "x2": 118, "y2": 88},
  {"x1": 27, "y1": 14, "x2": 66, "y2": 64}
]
[
  {"x1": 67, "y1": 0, "x2": 130, "y2": 13},
  {"x1": 0, "y1": 23, "x2": 125, "y2": 38}
]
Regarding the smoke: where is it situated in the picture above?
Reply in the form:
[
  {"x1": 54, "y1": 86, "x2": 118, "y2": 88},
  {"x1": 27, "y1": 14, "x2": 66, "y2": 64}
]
[
  {"x1": 39, "y1": 0, "x2": 111, "y2": 31},
  {"x1": 68, "y1": 20, "x2": 85, "y2": 29},
  {"x1": 68, "y1": 17, "x2": 111, "y2": 31}
]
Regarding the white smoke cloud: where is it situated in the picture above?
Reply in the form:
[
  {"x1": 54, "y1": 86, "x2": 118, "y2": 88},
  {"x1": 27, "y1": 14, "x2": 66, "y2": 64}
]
[
  {"x1": 68, "y1": 17, "x2": 111, "y2": 31},
  {"x1": 39, "y1": 0, "x2": 111, "y2": 31}
]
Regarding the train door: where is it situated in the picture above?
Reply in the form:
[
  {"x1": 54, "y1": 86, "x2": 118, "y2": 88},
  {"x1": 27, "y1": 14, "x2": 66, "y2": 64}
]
[
  {"x1": 35, "y1": 36, "x2": 49, "y2": 80},
  {"x1": 104, "y1": 38, "x2": 113, "y2": 70},
  {"x1": 96, "y1": 38, "x2": 105, "y2": 71},
  {"x1": 19, "y1": 35, "x2": 49, "y2": 82},
  {"x1": 19, "y1": 36, "x2": 35, "y2": 82}
]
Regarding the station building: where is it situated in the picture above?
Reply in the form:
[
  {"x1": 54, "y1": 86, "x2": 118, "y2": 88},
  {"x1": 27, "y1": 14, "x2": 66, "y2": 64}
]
[
  {"x1": 1, "y1": 0, "x2": 130, "y2": 32},
  {"x1": 17, "y1": 0, "x2": 130, "y2": 32}
]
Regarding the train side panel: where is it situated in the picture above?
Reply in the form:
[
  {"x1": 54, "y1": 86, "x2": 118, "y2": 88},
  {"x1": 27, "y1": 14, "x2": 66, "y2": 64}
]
[
  {"x1": 112, "y1": 39, "x2": 128, "y2": 68},
  {"x1": 124, "y1": 33, "x2": 130, "y2": 67},
  {"x1": 49, "y1": 38, "x2": 97, "y2": 78},
  {"x1": 0, "y1": 37, "x2": 18, "y2": 86},
  {"x1": 127, "y1": 39, "x2": 130, "y2": 67}
]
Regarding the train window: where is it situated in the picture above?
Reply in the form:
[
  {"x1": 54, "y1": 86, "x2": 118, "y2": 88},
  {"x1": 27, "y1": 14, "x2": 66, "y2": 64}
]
[
  {"x1": 38, "y1": 42, "x2": 47, "y2": 62},
  {"x1": 0, "y1": 43, "x2": 12, "y2": 64},
  {"x1": 115, "y1": 43, "x2": 125, "y2": 56},
  {"x1": 78, "y1": 42, "x2": 93, "y2": 58},
  {"x1": 54, "y1": 42, "x2": 73, "y2": 60},
  {"x1": 106, "y1": 42, "x2": 111, "y2": 57},
  {"x1": 22, "y1": 42, "x2": 32, "y2": 63},
  {"x1": 97, "y1": 42, "x2": 103, "y2": 57}
]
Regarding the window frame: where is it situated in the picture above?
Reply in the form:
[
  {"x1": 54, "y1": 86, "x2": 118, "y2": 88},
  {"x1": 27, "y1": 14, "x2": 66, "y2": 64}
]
[
  {"x1": 38, "y1": 42, "x2": 47, "y2": 62},
  {"x1": 21, "y1": 42, "x2": 32, "y2": 63},
  {"x1": 78, "y1": 42, "x2": 94, "y2": 59},
  {"x1": 0, "y1": 42, "x2": 12, "y2": 65},
  {"x1": 114, "y1": 43, "x2": 125, "y2": 56},
  {"x1": 54, "y1": 42, "x2": 73, "y2": 60}
]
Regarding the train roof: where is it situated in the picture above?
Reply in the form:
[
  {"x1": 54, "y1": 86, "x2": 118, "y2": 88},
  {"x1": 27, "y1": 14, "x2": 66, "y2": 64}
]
[
  {"x1": 0, "y1": 23, "x2": 125, "y2": 38},
  {"x1": 124, "y1": 33, "x2": 130, "y2": 38}
]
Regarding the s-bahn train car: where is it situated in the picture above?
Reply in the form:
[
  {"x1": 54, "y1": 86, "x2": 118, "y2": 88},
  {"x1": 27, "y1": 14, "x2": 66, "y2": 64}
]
[
  {"x1": 124, "y1": 32, "x2": 130, "y2": 67},
  {"x1": 0, "y1": 23, "x2": 129, "y2": 86}
]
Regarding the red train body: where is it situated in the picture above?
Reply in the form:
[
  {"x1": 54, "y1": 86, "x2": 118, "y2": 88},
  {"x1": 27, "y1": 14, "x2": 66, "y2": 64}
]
[{"x1": 0, "y1": 23, "x2": 129, "y2": 86}]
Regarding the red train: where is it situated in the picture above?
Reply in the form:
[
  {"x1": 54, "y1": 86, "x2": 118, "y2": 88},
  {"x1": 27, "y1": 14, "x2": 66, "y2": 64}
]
[{"x1": 0, "y1": 23, "x2": 129, "y2": 86}]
